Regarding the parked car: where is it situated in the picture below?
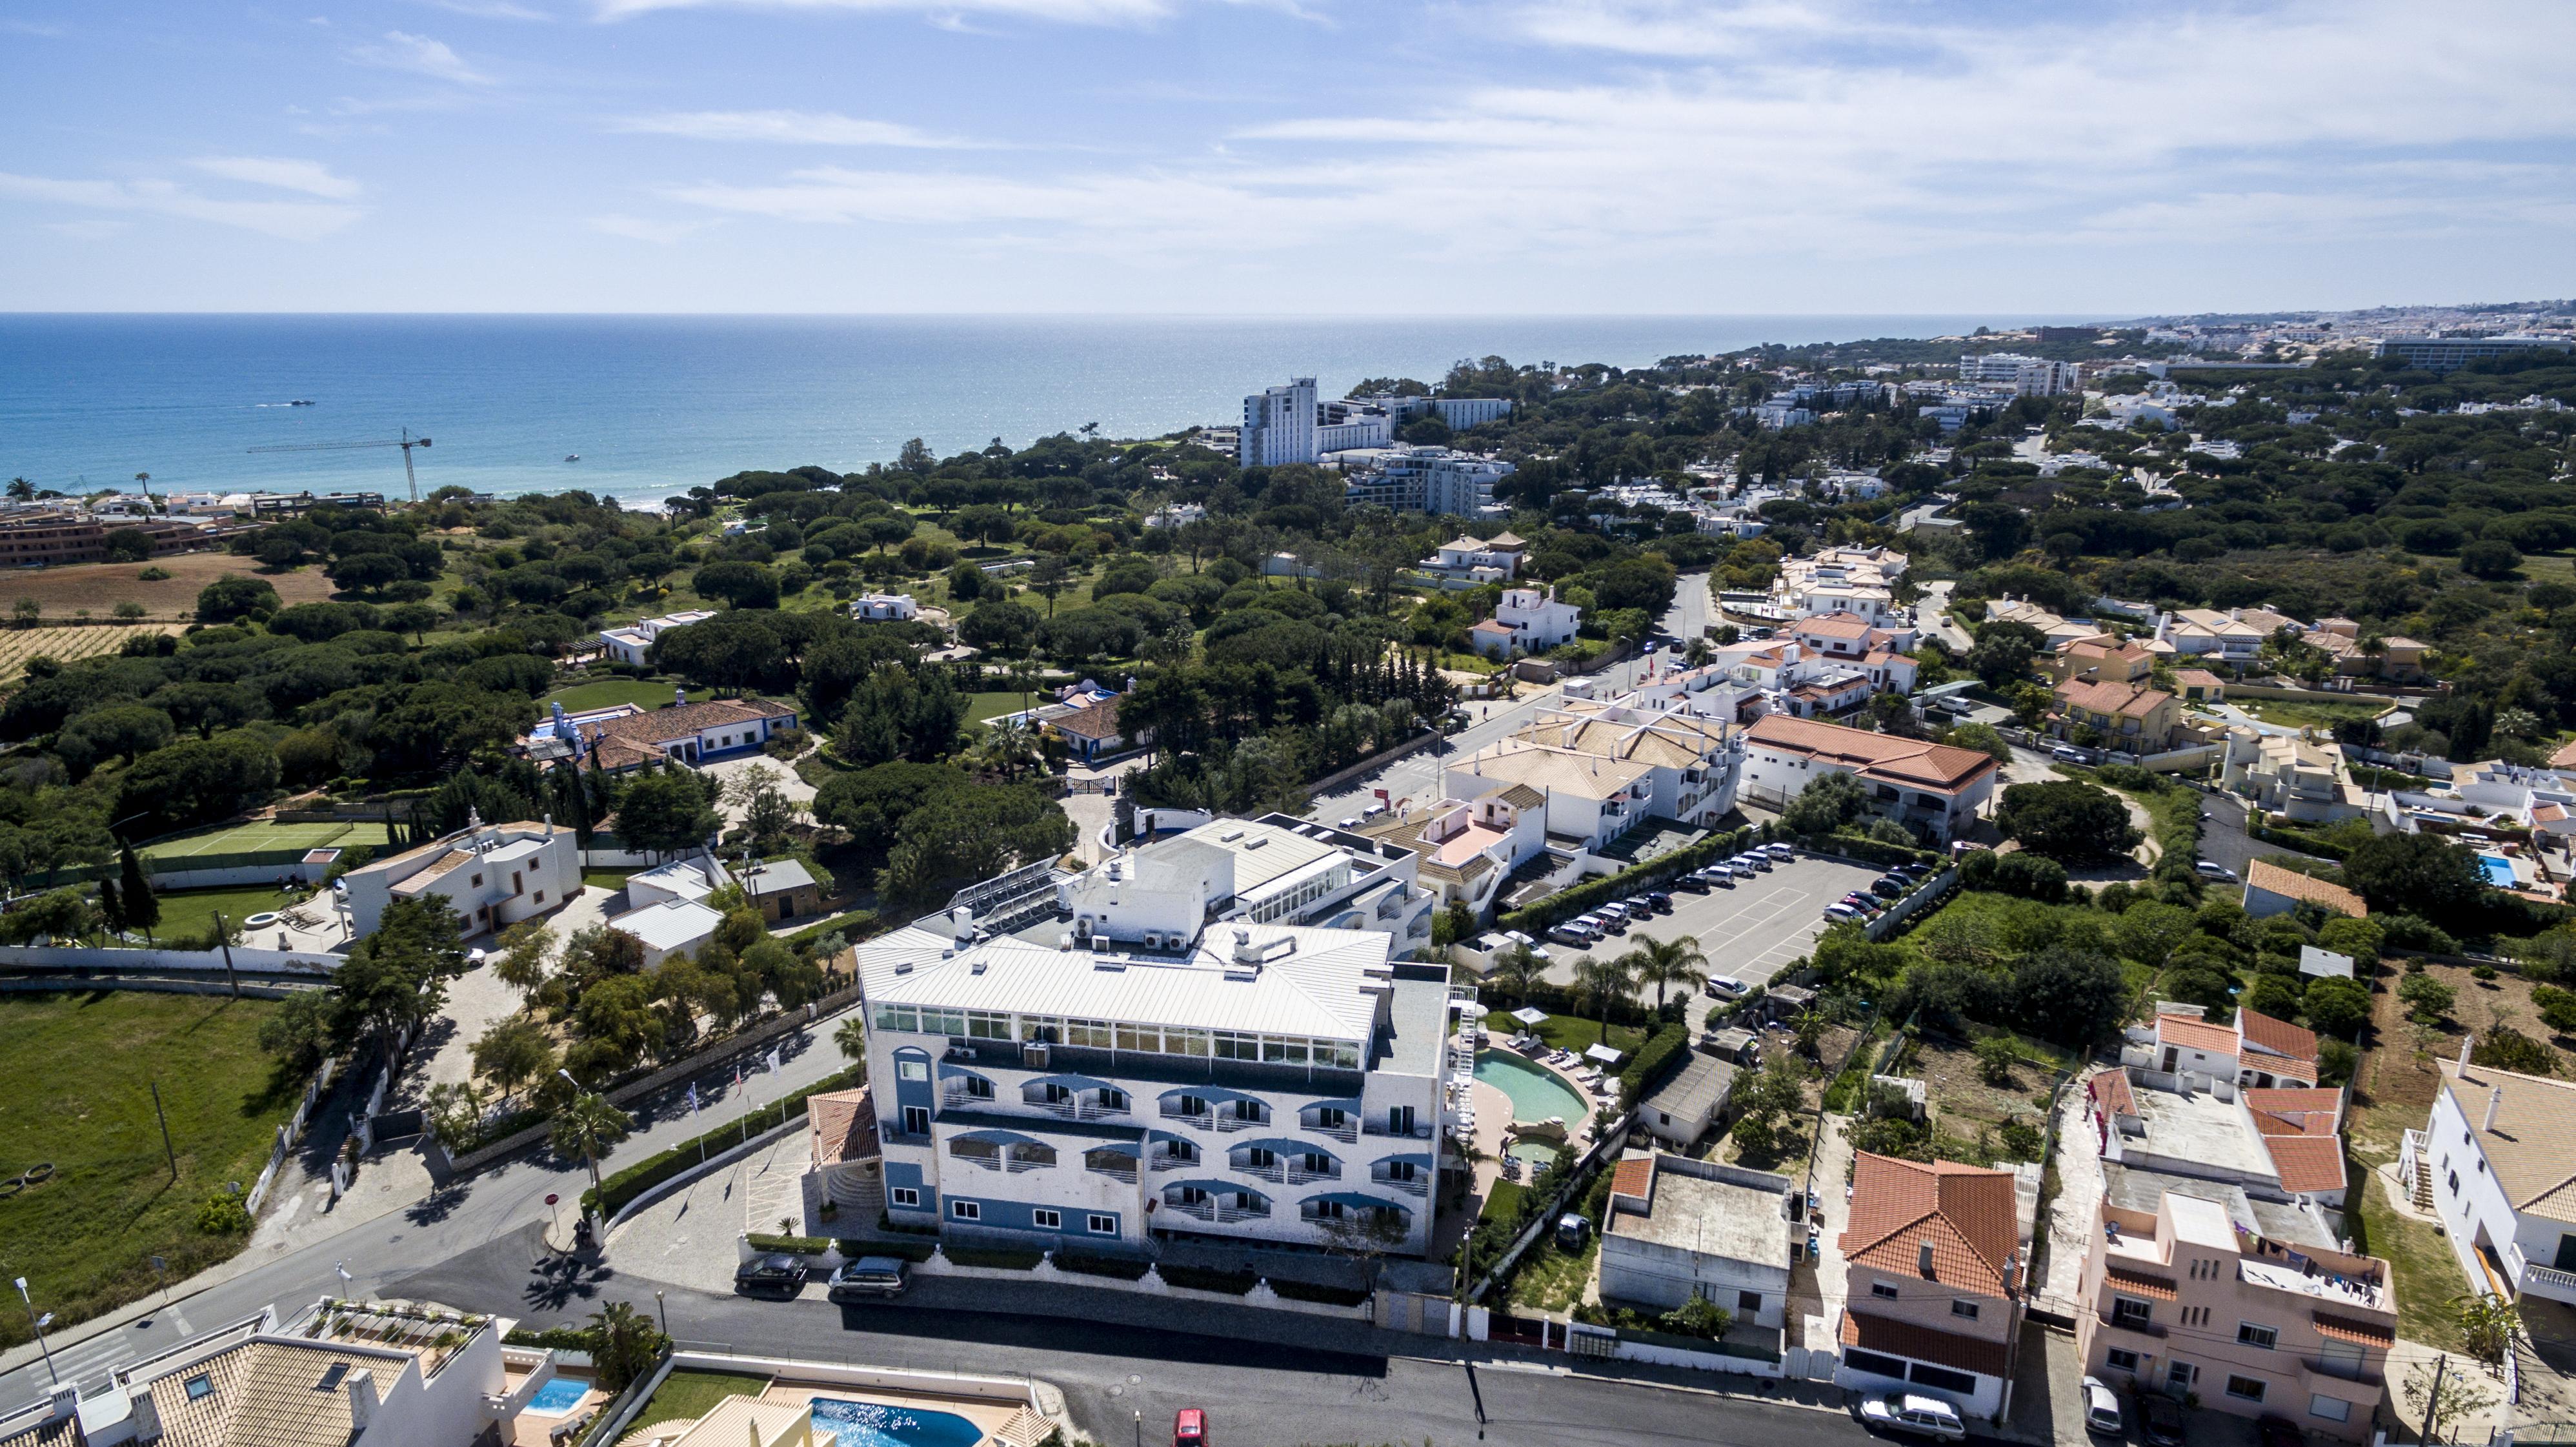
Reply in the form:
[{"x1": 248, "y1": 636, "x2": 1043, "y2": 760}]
[
  {"x1": 1824, "y1": 903, "x2": 1862, "y2": 921},
  {"x1": 1705, "y1": 975, "x2": 1747, "y2": 998},
  {"x1": 1672, "y1": 873, "x2": 1709, "y2": 893},
  {"x1": 826, "y1": 1257, "x2": 911, "y2": 1300},
  {"x1": 2135, "y1": 1391, "x2": 2184, "y2": 1447},
  {"x1": 1871, "y1": 877, "x2": 1906, "y2": 898},
  {"x1": 1704, "y1": 869, "x2": 1736, "y2": 889},
  {"x1": 1173, "y1": 1408, "x2": 1208, "y2": 1447},
  {"x1": 2080, "y1": 1377, "x2": 2122, "y2": 1437},
  {"x1": 2051, "y1": 745, "x2": 2089, "y2": 763},
  {"x1": 1338, "y1": 816, "x2": 1361, "y2": 829},
  {"x1": 1547, "y1": 927, "x2": 1595, "y2": 947},
  {"x1": 2195, "y1": 860, "x2": 2239, "y2": 881},
  {"x1": 1555, "y1": 1213, "x2": 1591, "y2": 1250},
  {"x1": 734, "y1": 1253, "x2": 809, "y2": 1297},
  {"x1": 1644, "y1": 891, "x2": 1674, "y2": 913},
  {"x1": 1858, "y1": 1393, "x2": 1966, "y2": 1442},
  {"x1": 1765, "y1": 842, "x2": 1795, "y2": 860},
  {"x1": 1741, "y1": 853, "x2": 1773, "y2": 871}
]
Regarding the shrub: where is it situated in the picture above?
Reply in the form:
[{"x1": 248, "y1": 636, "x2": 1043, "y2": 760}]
[
  {"x1": 2397, "y1": 973, "x2": 2456, "y2": 1024},
  {"x1": 1158, "y1": 1264, "x2": 1257, "y2": 1294},
  {"x1": 196, "y1": 1190, "x2": 252, "y2": 1235},
  {"x1": 2533, "y1": 984, "x2": 2576, "y2": 1035},
  {"x1": 838, "y1": 1239, "x2": 936, "y2": 1262},
  {"x1": 1053, "y1": 1251, "x2": 1152, "y2": 1280},
  {"x1": 945, "y1": 1246, "x2": 1043, "y2": 1270},
  {"x1": 745, "y1": 1232, "x2": 832, "y2": 1255},
  {"x1": 2472, "y1": 1024, "x2": 2558, "y2": 1077},
  {"x1": 1617, "y1": 1024, "x2": 1691, "y2": 1110}
]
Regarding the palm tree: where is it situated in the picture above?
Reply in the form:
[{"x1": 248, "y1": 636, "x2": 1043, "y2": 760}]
[
  {"x1": 834, "y1": 1015, "x2": 869, "y2": 1064},
  {"x1": 1620, "y1": 933, "x2": 1707, "y2": 1012},
  {"x1": 965, "y1": 725, "x2": 1041, "y2": 782},
  {"x1": 1573, "y1": 953, "x2": 1638, "y2": 1038},
  {"x1": 548, "y1": 1088, "x2": 634, "y2": 1201},
  {"x1": 1489, "y1": 942, "x2": 1547, "y2": 1002}
]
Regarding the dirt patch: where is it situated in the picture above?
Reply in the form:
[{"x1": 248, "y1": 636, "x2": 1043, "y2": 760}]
[
  {"x1": 1904, "y1": 1031, "x2": 2065, "y2": 1135},
  {"x1": 0, "y1": 551, "x2": 336, "y2": 620},
  {"x1": 2352, "y1": 957, "x2": 2576, "y2": 1162}
]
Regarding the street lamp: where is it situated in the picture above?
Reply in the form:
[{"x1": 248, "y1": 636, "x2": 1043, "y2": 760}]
[
  {"x1": 14, "y1": 1277, "x2": 57, "y2": 1388},
  {"x1": 654, "y1": 1289, "x2": 667, "y2": 1337}
]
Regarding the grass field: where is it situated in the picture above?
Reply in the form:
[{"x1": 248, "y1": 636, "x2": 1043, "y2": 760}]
[
  {"x1": 0, "y1": 623, "x2": 190, "y2": 683},
  {"x1": 0, "y1": 991, "x2": 298, "y2": 1348},
  {"x1": 145, "y1": 818, "x2": 394, "y2": 862},
  {"x1": 2237, "y1": 697, "x2": 2395, "y2": 730},
  {"x1": 0, "y1": 551, "x2": 337, "y2": 620},
  {"x1": 543, "y1": 678, "x2": 674, "y2": 713},
  {"x1": 631, "y1": 1370, "x2": 774, "y2": 1433},
  {"x1": 966, "y1": 689, "x2": 1039, "y2": 724},
  {"x1": 1484, "y1": 1009, "x2": 1651, "y2": 1058},
  {"x1": 147, "y1": 884, "x2": 307, "y2": 944}
]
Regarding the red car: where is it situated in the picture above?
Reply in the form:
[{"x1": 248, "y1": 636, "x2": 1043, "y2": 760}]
[{"x1": 1174, "y1": 1409, "x2": 1208, "y2": 1447}]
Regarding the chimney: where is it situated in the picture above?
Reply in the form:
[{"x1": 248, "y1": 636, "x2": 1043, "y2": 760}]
[
  {"x1": 2484, "y1": 1085, "x2": 2502, "y2": 1133},
  {"x1": 133, "y1": 1389, "x2": 161, "y2": 1442},
  {"x1": 348, "y1": 1371, "x2": 379, "y2": 1437},
  {"x1": 1918, "y1": 1240, "x2": 1936, "y2": 1279},
  {"x1": 1233, "y1": 927, "x2": 1260, "y2": 967},
  {"x1": 2458, "y1": 1035, "x2": 2475, "y2": 1076}
]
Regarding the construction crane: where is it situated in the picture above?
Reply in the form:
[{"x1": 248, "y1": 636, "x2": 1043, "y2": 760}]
[{"x1": 246, "y1": 428, "x2": 433, "y2": 503}]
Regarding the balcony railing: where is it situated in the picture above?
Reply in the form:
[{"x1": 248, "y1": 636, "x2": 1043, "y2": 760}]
[
  {"x1": 1025, "y1": 1095, "x2": 1129, "y2": 1122},
  {"x1": 2300, "y1": 1357, "x2": 2382, "y2": 1390},
  {"x1": 1085, "y1": 1159, "x2": 1138, "y2": 1184},
  {"x1": 2098, "y1": 1310, "x2": 2165, "y2": 1339},
  {"x1": 2520, "y1": 1257, "x2": 2576, "y2": 1303},
  {"x1": 1162, "y1": 1197, "x2": 1214, "y2": 1222},
  {"x1": 941, "y1": 1084, "x2": 996, "y2": 1109},
  {"x1": 1148, "y1": 1151, "x2": 1197, "y2": 1173},
  {"x1": 1303, "y1": 1117, "x2": 1358, "y2": 1144},
  {"x1": 1005, "y1": 1150, "x2": 1054, "y2": 1173},
  {"x1": 1374, "y1": 1173, "x2": 1429, "y2": 1198},
  {"x1": 1286, "y1": 1162, "x2": 1342, "y2": 1185},
  {"x1": 1159, "y1": 1104, "x2": 1213, "y2": 1129},
  {"x1": 1217, "y1": 1200, "x2": 1271, "y2": 1223},
  {"x1": 1214, "y1": 1112, "x2": 1266, "y2": 1133},
  {"x1": 1362, "y1": 1120, "x2": 1434, "y2": 1139},
  {"x1": 1231, "y1": 1158, "x2": 1285, "y2": 1183},
  {"x1": 950, "y1": 1148, "x2": 1001, "y2": 1173}
]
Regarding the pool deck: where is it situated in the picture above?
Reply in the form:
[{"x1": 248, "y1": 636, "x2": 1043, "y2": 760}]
[
  {"x1": 510, "y1": 1371, "x2": 604, "y2": 1447},
  {"x1": 1431, "y1": 1049, "x2": 1605, "y2": 1266},
  {"x1": 761, "y1": 1380, "x2": 1031, "y2": 1447}
]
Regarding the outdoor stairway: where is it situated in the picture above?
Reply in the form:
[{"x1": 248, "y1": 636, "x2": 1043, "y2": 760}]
[{"x1": 2410, "y1": 1166, "x2": 2435, "y2": 1215}]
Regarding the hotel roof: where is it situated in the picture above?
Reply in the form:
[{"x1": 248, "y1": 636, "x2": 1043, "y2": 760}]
[
  {"x1": 1454, "y1": 739, "x2": 1655, "y2": 800},
  {"x1": 858, "y1": 918, "x2": 1396, "y2": 1042}
]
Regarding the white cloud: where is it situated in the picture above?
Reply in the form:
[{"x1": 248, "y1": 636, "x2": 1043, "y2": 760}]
[
  {"x1": 188, "y1": 156, "x2": 365, "y2": 199},
  {"x1": 592, "y1": 0, "x2": 1178, "y2": 23},
  {"x1": 588, "y1": 213, "x2": 719, "y2": 241},
  {"x1": 612, "y1": 110, "x2": 980, "y2": 148},
  {"x1": 347, "y1": 30, "x2": 493, "y2": 84},
  {"x1": 0, "y1": 173, "x2": 363, "y2": 241}
]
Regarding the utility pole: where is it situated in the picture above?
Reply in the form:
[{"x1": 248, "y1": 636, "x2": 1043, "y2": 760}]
[
  {"x1": 2420, "y1": 1351, "x2": 2447, "y2": 1446},
  {"x1": 13, "y1": 1279, "x2": 55, "y2": 1388},
  {"x1": 150, "y1": 1080, "x2": 179, "y2": 1182},
  {"x1": 212, "y1": 911, "x2": 239, "y2": 998}
]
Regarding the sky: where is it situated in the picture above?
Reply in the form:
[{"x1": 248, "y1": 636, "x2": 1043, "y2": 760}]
[{"x1": 3, "y1": 0, "x2": 2573, "y2": 314}]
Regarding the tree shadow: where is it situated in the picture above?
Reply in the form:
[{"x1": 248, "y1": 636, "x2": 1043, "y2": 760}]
[
  {"x1": 407, "y1": 1186, "x2": 468, "y2": 1226},
  {"x1": 523, "y1": 1248, "x2": 615, "y2": 1312}
]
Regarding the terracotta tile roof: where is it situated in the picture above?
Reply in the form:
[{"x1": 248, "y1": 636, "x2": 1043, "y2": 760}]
[
  {"x1": 2103, "y1": 1266, "x2": 2178, "y2": 1300},
  {"x1": 2312, "y1": 1312, "x2": 2395, "y2": 1346},
  {"x1": 2155, "y1": 1013, "x2": 2240, "y2": 1056},
  {"x1": 2237, "y1": 1009, "x2": 2318, "y2": 1065},
  {"x1": 1496, "y1": 783, "x2": 1547, "y2": 811},
  {"x1": 1839, "y1": 1153, "x2": 2022, "y2": 1297},
  {"x1": 807, "y1": 1087, "x2": 879, "y2": 1168},
  {"x1": 2089, "y1": 1069, "x2": 2137, "y2": 1118},
  {"x1": 2244, "y1": 859, "x2": 2367, "y2": 917},
  {"x1": 1840, "y1": 1311, "x2": 2011, "y2": 1379},
  {"x1": 1795, "y1": 612, "x2": 1876, "y2": 640},
  {"x1": 1745, "y1": 714, "x2": 1997, "y2": 794},
  {"x1": 2173, "y1": 669, "x2": 2226, "y2": 689},
  {"x1": 1049, "y1": 696, "x2": 1124, "y2": 741},
  {"x1": 2438, "y1": 1059, "x2": 2576, "y2": 1223},
  {"x1": 1611, "y1": 1155, "x2": 1655, "y2": 1202},
  {"x1": 2550, "y1": 738, "x2": 2576, "y2": 770},
  {"x1": 2243, "y1": 1088, "x2": 2342, "y2": 1137},
  {"x1": 2055, "y1": 678, "x2": 2173, "y2": 720},
  {"x1": 2262, "y1": 1135, "x2": 2346, "y2": 1195}
]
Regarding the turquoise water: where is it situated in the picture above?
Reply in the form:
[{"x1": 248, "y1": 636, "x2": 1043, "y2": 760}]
[
  {"x1": 0, "y1": 314, "x2": 2066, "y2": 502},
  {"x1": 807, "y1": 1397, "x2": 987, "y2": 1447},
  {"x1": 525, "y1": 1379, "x2": 589, "y2": 1415},
  {"x1": 2480, "y1": 855, "x2": 2517, "y2": 887},
  {"x1": 1475, "y1": 1049, "x2": 1591, "y2": 1126},
  {"x1": 1505, "y1": 1139, "x2": 1564, "y2": 1169}
]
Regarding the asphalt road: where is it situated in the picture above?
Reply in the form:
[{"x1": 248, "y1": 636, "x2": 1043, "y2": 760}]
[{"x1": 379, "y1": 1227, "x2": 1879, "y2": 1447}]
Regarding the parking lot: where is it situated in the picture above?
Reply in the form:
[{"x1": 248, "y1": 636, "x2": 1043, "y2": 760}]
[{"x1": 1538, "y1": 852, "x2": 1886, "y2": 994}]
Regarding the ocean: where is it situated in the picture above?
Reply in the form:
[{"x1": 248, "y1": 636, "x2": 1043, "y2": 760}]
[{"x1": 0, "y1": 314, "x2": 2068, "y2": 506}]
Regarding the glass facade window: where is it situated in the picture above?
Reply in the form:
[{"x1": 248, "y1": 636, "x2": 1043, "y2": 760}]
[
  {"x1": 1019, "y1": 1015, "x2": 1062, "y2": 1042},
  {"x1": 966, "y1": 1010, "x2": 1011, "y2": 1040},
  {"x1": 1214, "y1": 1031, "x2": 1258, "y2": 1061},
  {"x1": 920, "y1": 1007, "x2": 967, "y2": 1038},
  {"x1": 875, "y1": 1004, "x2": 920, "y2": 1032},
  {"x1": 1164, "y1": 1027, "x2": 1209, "y2": 1057},
  {"x1": 1116, "y1": 1023, "x2": 1161, "y2": 1053},
  {"x1": 1067, "y1": 1018, "x2": 1113, "y2": 1048}
]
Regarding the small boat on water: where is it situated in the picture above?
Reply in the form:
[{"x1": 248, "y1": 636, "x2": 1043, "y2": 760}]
[
  {"x1": 290, "y1": 399, "x2": 314, "y2": 406},
  {"x1": 564, "y1": 453, "x2": 580, "y2": 462}
]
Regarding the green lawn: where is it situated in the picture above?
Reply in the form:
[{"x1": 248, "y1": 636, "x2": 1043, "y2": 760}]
[
  {"x1": 581, "y1": 868, "x2": 635, "y2": 899},
  {"x1": 0, "y1": 991, "x2": 298, "y2": 1348},
  {"x1": 967, "y1": 689, "x2": 1039, "y2": 725},
  {"x1": 142, "y1": 818, "x2": 393, "y2": 864},
  {"x1": 148, "y1": 884, "x2": 306, "y2": 944},
  {"x1": 543, "y1": 678, "x2": 676, "y2": 713},
  {"x1": 1484, "y1": 1009, "x2": 1651, "y2": 1058},
  {"x1": 630, "y1": 1370, "x2": 774, "y2": 1433},
  {"x1": 2237, "y1": 697, "x2": 2394, "y2": 731},
  {"x1": 2346, "y1": 1162, "x2": 2466, "y2": 1351}
]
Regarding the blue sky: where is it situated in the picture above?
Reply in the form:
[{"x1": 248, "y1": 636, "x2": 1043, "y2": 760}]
[{"x1": 3, "y1": 0, "x2": 2571, "y2": 313}]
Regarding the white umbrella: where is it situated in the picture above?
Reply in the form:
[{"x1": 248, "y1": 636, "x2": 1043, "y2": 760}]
[
  {"x1": 1584, "y1": 1042, "x2": 1627, "y2": 1066},
  {"x1": 1511, "y1": 1006, "x2": 1549, "y2": 1027}
]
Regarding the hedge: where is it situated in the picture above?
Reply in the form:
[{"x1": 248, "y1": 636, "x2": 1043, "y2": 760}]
[
  {"x1": 1813, "y1": 831, "x2": 1943, "y2": 869},
  {"x1": 1269, "y1": 1277, "x2": 1371, "y2": 1307},
  {"x1": 1054, "y1": 1251, "x2": 1153, "y2": 1280},
  {"x1": 1158, "y1": 1264, "x2": 1257, "y2": 1295},
  {"x1": 839, "y1": 1239, "x2": 937, "y2": 1262},
  {"x1": 945, "y1": 1246, "x2": 1043, "y2": 1271},
  {"x1": 582, "y1": 1065, "x2": 865, "y2": 1217},
  {"x1": 1616, "y1": 1023, "x2": 1691, "y2": 1111},
  {"x1": 1500, "y1": 825, "x2": 1762, "y2": 934},
  {"x1": 746, "y1": 1232, "x2": 833, "y2": 1255},
  {"x1": 2250, "y1": 822, "x2": 2352, "y2": 860},
  {"x1": 786, "y1": 908, "x2": 883, "y2": 951}
]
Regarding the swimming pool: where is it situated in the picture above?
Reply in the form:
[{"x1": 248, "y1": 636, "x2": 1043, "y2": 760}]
[
  {"x1": 2479, "y1": 855, "x2": 2517, "y2": 887},
  {"x1": 525, "y1": 1379, "x2": 590, "y2": 1416},
  {"x1": 1474, "y1": 1049, "x2": 1591, "y2": 1127},
  {"x1": 807, "y1": 1397, "x2": 988, "y2": 1447}
]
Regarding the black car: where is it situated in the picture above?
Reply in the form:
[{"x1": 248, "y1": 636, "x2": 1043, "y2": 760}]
[
  {"x1": 1644, "y1": 892, "x2": 1675, "y2": 913},
  {"x1": 2135, "y1": 1392, "x2": 2184, "y2": 1447},
  {"x1": 734, "y1": 1252, "x2": 809, "y2": 1296},
  {"x1": 1671, "y1": 874, "x2": 1709, "y2": 893},
  {"x1": 1870, "y1": 877, "x2": 1906, "y2": 898}
]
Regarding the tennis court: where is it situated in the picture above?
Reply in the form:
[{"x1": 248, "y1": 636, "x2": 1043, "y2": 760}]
[{"x1": 144, "y1": 818, "x2": 396, "y2": 862}]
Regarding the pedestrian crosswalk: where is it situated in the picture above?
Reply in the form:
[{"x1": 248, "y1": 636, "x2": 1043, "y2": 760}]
[{"x1": 22, "y1": 1305, "x2": 194, "y2": 1398}]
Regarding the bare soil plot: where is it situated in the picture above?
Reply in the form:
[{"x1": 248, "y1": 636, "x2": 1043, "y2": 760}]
[
  {"x1": 0, "y1": 551, "x2": 336, "y2": 620},
  {"x1": 0, "y1": 622, "x2": 188, "y2": 682}
]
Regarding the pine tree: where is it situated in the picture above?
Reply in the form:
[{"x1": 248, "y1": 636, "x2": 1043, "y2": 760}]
[
  {"x1": 97, "y1": 878, "x2": 123, "y2": 941},
  {"x1": 119, "y1": 844, "x2": 159, "y2": 943}
]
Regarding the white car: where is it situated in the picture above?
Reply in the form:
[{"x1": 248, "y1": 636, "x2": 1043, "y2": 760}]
[
  {"x1": 1825, "y1": 902, "x2": 1862, "y2": 922},
  {"x1": 1858, "y1": 1393, "x2": 1966, "y2": 1442},
  {"x1": 2195, "y1": 860, "x2": 2239, "y2": 881},
  {"x1": 1705, "y1": 975, "x2": 1747, "y2": 998},
  {"x1": 2080, "y1": 1376, "x2": 2122, "y2": 1437}
]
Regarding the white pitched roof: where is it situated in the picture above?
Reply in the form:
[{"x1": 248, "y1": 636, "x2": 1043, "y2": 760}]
[{"x1": 860, "y1": 921, "x2": 1393, "y2": 1041}]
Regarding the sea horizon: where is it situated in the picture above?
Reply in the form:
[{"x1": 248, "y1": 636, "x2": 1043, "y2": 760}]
[{"x1": 1, "y1": 312, "x2": 2088, "y2": 504}]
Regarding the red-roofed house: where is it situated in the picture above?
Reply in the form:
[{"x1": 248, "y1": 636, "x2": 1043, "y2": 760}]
[
  {"x1": 1042, "y1": 694, "x2": 1144, "y2": 763},
  {"x1": 1834, "y1": 1153, "x2": 2028, "y2": 1419},
  {"x1": 2144, "y1": 1005, "x2": 2319, "y2": 1090},
  {"x1": 2051, "y1": 678, "x2": 2189, "y2": 753},
  {"x1": 1742, "y1": 715, "x2": 1999, "y2": 840}
]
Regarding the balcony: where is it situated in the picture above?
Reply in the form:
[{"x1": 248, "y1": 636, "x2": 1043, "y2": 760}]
[
  {"x1": 949, "y1": 1144, "x2": 1002, "y2": 1173},
  {"x1": 1362, "y1": 1120, "x2": 1434, "y2": 1140},
  {"x1": 1158, "y1": 1104, "x2": 1213, "y2": 1130},
  {"x1": 1217, "y1": 1199, "x2": 1271, "y2": 1224},
  {"x1": 1004, "y1": 1147, "x2": 1056, "y2": 1174},
  {"x1": 1162, "y1": 1196, "x2": 1214, "y2": 1222},
  {"x1": 1231, "y1": 1157, "x2": 1285, "y2": 1184},
  {"x1": 2299, "y1": 1357, "x2": 2382, "y2": 1391},
  {"x1": 2513, "y1": 1250, "x2": 2576, "y2": 1305},
  {"x1": 1147, "y1": 1149, "x2": 1198, "y2": 1173},
  {"x1": 2097, "y1": 1309, "x2": 2166, "y2": 1340},
  {"x1": 1285, "y1": 1161, "x2": 1342, "y2": 1185},
  {"x1": 1214, "y1": 1111, "x2": 1267, "y2": 1134},
  {"x1": 1302, "y1": 1116, "x2": 1358, "y2": 1144},
  {"x1": 1084, "y1": 1156, "x2": 1138, "y2": 1184},
  {"x1": 1024, "y1": 1093, "x2": 1130, "y2": 1122},
  {"x1": 941, "y1": 1083, "x2": 996, "y2": 1109},
  {"x1": 1374, "y1": 1171, "x2": 1429, "y2": 1198}
]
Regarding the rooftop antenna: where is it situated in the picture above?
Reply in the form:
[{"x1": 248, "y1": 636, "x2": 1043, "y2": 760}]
[{"x1": 245, "y1": 429, "x2": 434, "y2": 505}]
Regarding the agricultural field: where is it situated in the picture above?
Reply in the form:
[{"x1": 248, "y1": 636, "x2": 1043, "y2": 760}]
[
  {"x1": 0, "y1": 623, "x2": 187, "y2": 683},
  {"x1": 0, "y1": 550, "x2": 336, "y2": 620},
  {"x1": 0, "y1": 991, "x2": 299, "y2": 1348}
]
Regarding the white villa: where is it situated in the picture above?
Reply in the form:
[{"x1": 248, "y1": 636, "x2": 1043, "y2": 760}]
[
  {"x1": 597, "y1": 609, "x2": 716, "y2": 667},
  {"x1": 340, "y1": 815, "x2": 580, "y2": 939},
  {"x1": 851, "y1": 592, "x2": 921, "y2": 622},
  {"x1": 1470, "y1": 585, "x2": 1582, "y2": 660},
  {"x1": 2405, "y1": 1055, "x2": 2576, "y2": 1307}
]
